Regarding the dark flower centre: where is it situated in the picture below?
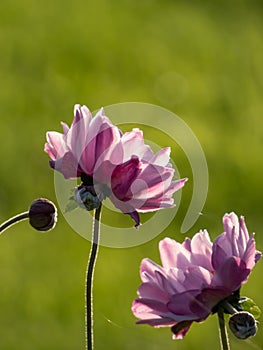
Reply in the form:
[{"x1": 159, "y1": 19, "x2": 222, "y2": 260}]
[{"x1": 81, "y1": 173, "x2": 94, "y2": 186}]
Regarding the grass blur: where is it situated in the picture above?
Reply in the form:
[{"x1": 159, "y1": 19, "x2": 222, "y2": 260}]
[{"x1": 0, "y1": 0, "x2": 263, "y2": 349}]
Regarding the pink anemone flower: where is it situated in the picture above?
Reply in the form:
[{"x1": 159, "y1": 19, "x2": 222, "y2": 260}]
[
  {"x1": 132, "y1": 212, "x2": 261, "y2": 338},
  {"x1": 45, "y1": 104, "x2": 187, "y2": 227}
]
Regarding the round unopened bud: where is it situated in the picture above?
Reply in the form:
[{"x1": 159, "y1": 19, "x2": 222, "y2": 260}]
[
  {"x1": 229, "y1": 311, "x2": 257, "y2": 339},
  {"x1": 74, "y1": 186, "x2": 101, "y2": 211},
  {"x1": 29, "y1": 198, "x2": 57, "y2": 231}
]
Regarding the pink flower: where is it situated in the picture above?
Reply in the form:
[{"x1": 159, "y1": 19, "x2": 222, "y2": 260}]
[
  {"x1": 132, "y1": 212, "x2": 261, "y2": 338},
  {"x1": 45, "y1": 105, "x2": 120, "y2": 179},
  {"x1": 45, "y1": 104, "x2": 187, "y2": 227}
]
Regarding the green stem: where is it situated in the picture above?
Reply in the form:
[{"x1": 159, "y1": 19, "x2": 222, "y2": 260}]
[
  {"x1": 0, "y1": 212, "x2": 29, "y2": 234},
  {"x1": 218, "y1": 308, "x2": 230, "y2": 350},
  {"x1": 86, "y1": 204, "x2": 102, "y2": 350}
]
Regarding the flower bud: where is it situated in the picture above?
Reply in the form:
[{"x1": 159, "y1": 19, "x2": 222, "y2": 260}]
[
  {"x1": 74, "y1": 185, "x2": 101, "y2": 211},
  {"x1": 29, "y1": 198, "x2": 57, "y2": 231},
  {"x1": 229, "y1": 311, "x2": 257, "y2": 339}
]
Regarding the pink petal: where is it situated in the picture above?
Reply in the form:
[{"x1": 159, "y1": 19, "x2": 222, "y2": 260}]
[
  {"x1": 61, "y1": 121, "x2": 69, "y2": 134},
  {"x1": 132, "y1": 163, "x2": 173, "y2": 197},
  {"x1": 140, "y1": 258, "x2": 164, "y2": 283},
  {"x1": 190, "y1": 287, "x2": 230, "y2": 317},
  {"x1": 190, "y1": 230, "x2": 213, "y2": 271},
  {"x1": 255, "y1": 250, "x2": 262, "y2": 263},
  {"x1": 183, "y1": 265, "x2": 212, "y2": 290},
  {"x1": 242, "y1": 234, "x2": 257, "y2": 270},
  {"x1": 108, "y1": 193, "x2": 135, "y2": 214},
  {"x1": 111, "y1": 156, "x2": 140, "y2": 200},
  {"x1": 135, "y1": 179, "x2": 186, "y2": 211},
  {"x1": 182, "y1": 237, "x2": 191, "y2": 251},
  {"x1": 120, "y1": 128, "x2": 153, "y2": 161},
  {"x1": 155, "y1": 269, "x2": 184, "y2": 295},
  {"x1": 67, "y1": 104, "x2": 92, "y2": 160},
  {"x1": 132, "y1": 298, "x2": 169, "y2": 315},
  {"x1": 136, "y1": 318, "x2": 176, "y2": 327},
  {"x1": 80, "y1": 125, "x2": 119, "y2": 175},
  {"x1": 149, "y1": 147, "x2": 171, "y2": 166},
  {"x1": 212, "y1": 256, "x2": 250, "y2": 292},
  {"x1": 223, "y1": 212, "x2": 240, "y2": 238},
  {"x1": 167, "y1": 289, "x2": 203, "y2": 319},
  {"x1": 137, "y1": 282, "x2": 169, "y2": 302},
  {"x1": 171, "y1": 321, "x2": 193, "y2": 339},
  {"x1": 107, "y1": 140, "x2": 125, "y2": 165},
  {"x1": 49, "y1": 151, "x2": 79, "y2": 179},
  {"x1": 87, "y1": 110, "x2": 120, "y2": 151},
  {"x1": 223, "y1": 212, "x2": 240, "y2": 256},
  {"x1": 238, "y1": 216, "x2": 250, "y2": 254},
  {"x1": 212, "y1": 232, "x2": 232, "y2": 269},
  {"x1": 136, "y1": 199, "x2": 174, "y2": 212},
  {"x1": 159, "y1": 238, "x2": 191, "y2": 270},
  {"x1": 165, "y1": 178, "x2": 188, "y2": 196},
  {"x1": 45, "y1": 131, "x2": 68, "y2": 159},
  {"x1": 128, "y1": 210, "x2": 140, "y2": 228}
]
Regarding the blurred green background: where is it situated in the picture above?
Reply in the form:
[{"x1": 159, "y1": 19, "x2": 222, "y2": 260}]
[{"x1": 0, "y1": 0, "x2": 263, "y2": 349}]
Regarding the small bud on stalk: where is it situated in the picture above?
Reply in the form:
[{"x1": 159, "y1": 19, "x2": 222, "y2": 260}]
[
  {"x1": 0, "y1": 198, "x2": 57, "y2": 234},
  {"x1": 29, "y1": 198, "x2": 57, "y2": 231},
  {"x1": 229, "y1": 311, "x2": 257, "y2": 339}
]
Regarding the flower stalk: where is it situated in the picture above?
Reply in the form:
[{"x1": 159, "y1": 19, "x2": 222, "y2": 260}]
[
  {"x1": 218, "y1": 308, "x2": 230, "y2": 350},
  {"x1": 0, "y1": 212, "x2": 29, "y2": 234},
  {"x1": 86, "y1": 203, "x2": 102, "y2": 350}
]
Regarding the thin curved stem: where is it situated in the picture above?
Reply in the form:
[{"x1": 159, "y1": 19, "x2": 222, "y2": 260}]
[
  {"x1": 86, "y1": 204, "x2": 102, "y2": 350},
  {"x1": 0, "y1": 212, "x2": 29, "y2": 234},
  {"x1": 218, "y1": 308, "x2": 230, "y2": 350}
]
